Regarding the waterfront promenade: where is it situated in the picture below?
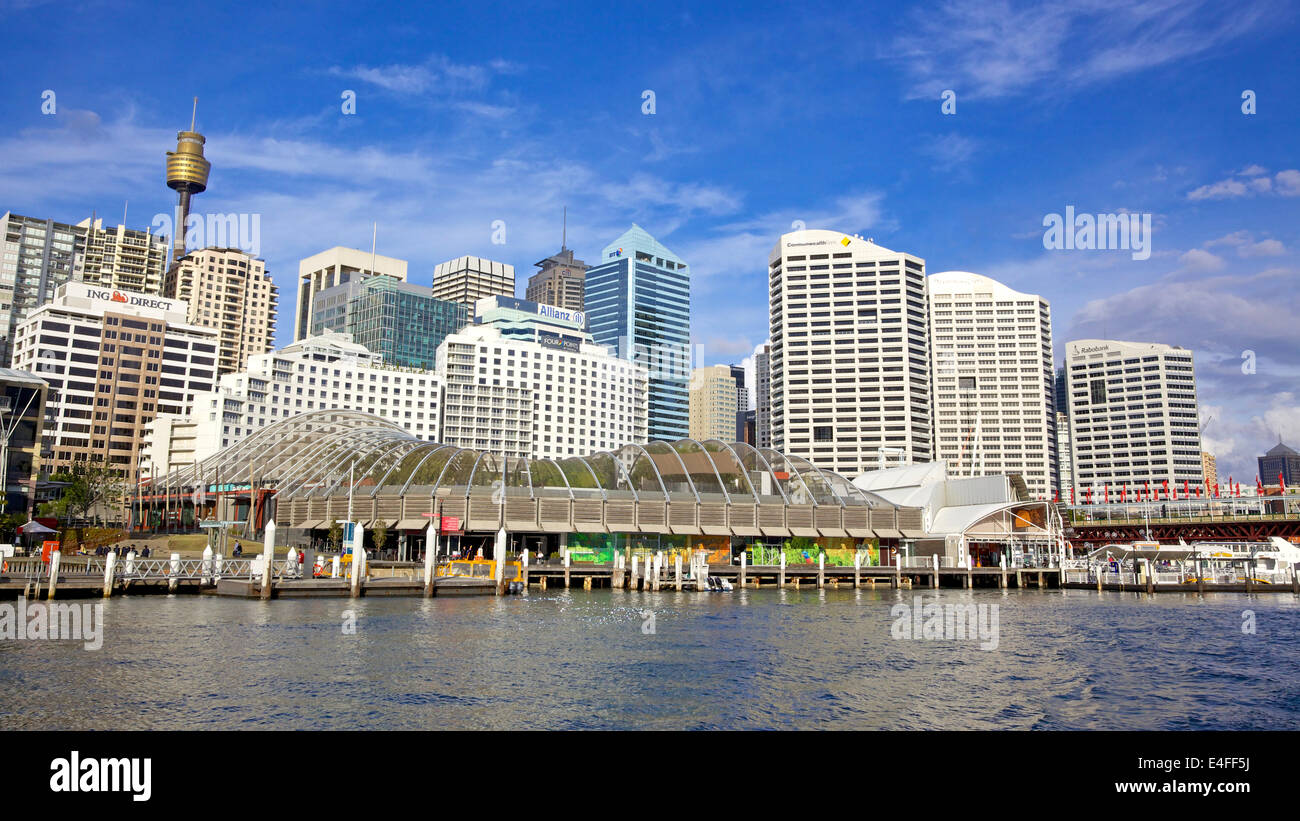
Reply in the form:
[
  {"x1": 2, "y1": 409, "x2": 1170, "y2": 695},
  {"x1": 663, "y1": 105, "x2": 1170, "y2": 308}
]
[{"x1": 9, "y1": 547, "x2": 1299, "y2": 599}]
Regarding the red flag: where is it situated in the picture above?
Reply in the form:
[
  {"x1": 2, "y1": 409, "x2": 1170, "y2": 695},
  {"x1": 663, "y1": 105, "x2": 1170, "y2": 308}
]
[
  {"x1": 1070, "y1": 486, "x2": 1075, "y2": 505},
  {"x1": 1257, "y1": 475, "x2": 1264, "y2": 495},
  {"x1": 1281, "y1": 473, "x2": 1287, "y2": 495},
  {"x1": 1053, "y1": 489, "x2": 1059, "y2": 503},
  {"x1": 1162, "y1": 479, "x2": 1169, "y2": 500},
  {"x1": 1104, "y1": 484, "x2": 1109, "y2": 504},
  {"x1": 1195, "y1": 484, "x2": 1202, "y2": 498},
  {"x1": 1121, "y1": 485, "x2": 1127, "y2": 503},
  {"x1": 1085, "y1": 486, "x2": 1093, "y2": 504},
  {"x1": 1214, "y1": 482, "x2": 1220, "y2": 498},
  {"x1": 1183, "y1": 479, "x2": 1190, "y2": 498}
]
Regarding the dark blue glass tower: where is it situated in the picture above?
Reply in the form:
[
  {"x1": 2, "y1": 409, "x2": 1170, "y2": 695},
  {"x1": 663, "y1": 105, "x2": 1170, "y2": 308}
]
[{"x1": 584, "y1": 225, "x2": 689, "y2": 441}]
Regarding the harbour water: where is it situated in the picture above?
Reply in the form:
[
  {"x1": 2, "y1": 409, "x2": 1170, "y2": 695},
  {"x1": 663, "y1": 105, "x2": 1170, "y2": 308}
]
[{"x1": 2, "y1": 589, "x2": 1298, "y2": 730}]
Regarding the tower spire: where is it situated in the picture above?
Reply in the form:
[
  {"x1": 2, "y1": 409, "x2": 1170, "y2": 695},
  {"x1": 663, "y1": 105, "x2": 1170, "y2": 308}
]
[{"x1": 190, "y1": 97, "x2": 197, "y2": 131}]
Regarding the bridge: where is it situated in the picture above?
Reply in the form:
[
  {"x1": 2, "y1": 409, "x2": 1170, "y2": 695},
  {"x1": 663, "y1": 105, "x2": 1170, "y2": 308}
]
[{"x1": 1061, "y1": 498, "x2": 1300, "y2": 544}]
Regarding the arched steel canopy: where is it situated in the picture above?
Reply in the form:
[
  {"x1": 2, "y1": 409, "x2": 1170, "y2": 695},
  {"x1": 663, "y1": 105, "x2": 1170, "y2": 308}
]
[{"x1": 156, "y1": 409, "x2": 898, "y2": 509}]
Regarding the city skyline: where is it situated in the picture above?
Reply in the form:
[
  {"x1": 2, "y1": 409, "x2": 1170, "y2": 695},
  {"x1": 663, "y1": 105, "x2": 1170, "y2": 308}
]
[{"x1": 2, "y1": 0, "x2": 1297, "y2": 482}]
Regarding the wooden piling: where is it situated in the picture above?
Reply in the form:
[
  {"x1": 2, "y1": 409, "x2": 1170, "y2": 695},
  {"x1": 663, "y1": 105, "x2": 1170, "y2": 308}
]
[
  {"x1": 779, "y1": 551, "x2": 786, "y2": 589},
  {"x1": 423, "y1": 548, "x2": 436, "y2": 597},
  {"x1": 583, "y1": 576, "x2": 592, "y2": 591},
  {"x1": 817, "y1": 554, "x2": 825, "y2": 589},
  {"x1": 740, "y1": 552, "x2": 747, "y2": 588}
]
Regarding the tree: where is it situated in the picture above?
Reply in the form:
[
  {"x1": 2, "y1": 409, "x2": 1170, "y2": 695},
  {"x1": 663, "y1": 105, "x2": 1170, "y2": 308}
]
[
  {"x1": 50, "y1": 456, "x2": 126, "y2": 526},
  {"x1": 326, "y1": 520, "x2": 343, "y2": 553},
  {"x1": 371, "y1": 522, "x2": 389, "y2": 557},
  {"x1": 0, "y1": 513, "x2": 24, "y2": 543}
]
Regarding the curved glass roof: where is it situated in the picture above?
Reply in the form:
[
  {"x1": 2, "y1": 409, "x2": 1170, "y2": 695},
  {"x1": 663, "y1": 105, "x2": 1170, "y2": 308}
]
[{"x1": 157, "y1": 409, "x2": 895, "y2": 508}]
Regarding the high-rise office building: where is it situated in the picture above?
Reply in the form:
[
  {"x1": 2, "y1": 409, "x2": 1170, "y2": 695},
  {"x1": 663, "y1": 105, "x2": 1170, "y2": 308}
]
[
  {"x1": 310, "y1": 275, "x2": 466, "y2": 370},
  {"x1": 526, "y1": 247, "x2": 587, "y2": 312},
  {"x1": 1, "y1": 213, "x2": 169, "y2": 366},
  {"x1": 432, "y1": 255, "x2": 515, "y2": 308},
  {"x1": 729, "y1": 363, "x2": 748, "y2": 441},
  {"x1": 11, "y1": 282, "x2": 218, "y2": 481},
  {"x1": 143, "y1": 332, "x2": 445, "y2": 473},
  {"x1": 0, "y1": 368, "x2": 48, "y2": 517},
  {"x1": 472, "y1": 295, "x2": 587, "y2": 347},
  {"x1": 295, "y1": 246, "x2": 407, "y2": 341},
  {"x1": 927, "y1": 271, "x2": 1056, "y2": 499},
  {"x1": 165, "y1": 247, "x2": 278, "y2": 375},
  {"x1": 689, "y1": 365, "x2": 739, "y2": 442},
  {"x1": 755, "y1": 343, "x2": 772, "y2": 448},
  {"x1": 768, "y1": 229, "x2": 930, "y2": 475},
  {"x1": 585, "y1": 225, "x2": 690, "y2": 442},
  {"x1": 1258, "y1": 442, "x2": 1300, "y2": 487},
  {"x1": 1064, "y1": 339, "x2": 1203, "y2": 496}
]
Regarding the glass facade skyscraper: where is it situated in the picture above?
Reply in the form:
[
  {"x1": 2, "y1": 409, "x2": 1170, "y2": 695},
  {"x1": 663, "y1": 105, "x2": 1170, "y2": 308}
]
[
  {"x1": 312, "y1": 275, "x2": 467, "y2": 370},
  {"x1": 584, "y1": 225, "x2": 689, "y2": 442}
]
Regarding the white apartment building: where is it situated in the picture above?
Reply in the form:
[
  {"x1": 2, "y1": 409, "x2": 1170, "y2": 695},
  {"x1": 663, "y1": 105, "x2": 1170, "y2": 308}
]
[
  {"x1": 927, "y1": 271, "x2": 1056, "y2": 500},
  {"x1": 143, "y1": 332, "x2": 443, "y2": 474},
  {"x1": 689, "y1": 365, "x2": 739, "y2": 442},
  {"x1": 432, "y1": 255, "x2": 515, "y2": 308},
  {"x1": 10, "y1": 282, "x2": 218, "y2": 479},
  {"x1": 79, "y1": 218, "x2": 171, "y2": 294},
  {"x1": 1, "y1": 213, "x2": 168, "y2": 366},
  {"x1": 769, "y1": 229, "x2": 930, "y2": 475},
  {"x1": 437, "y1": 324, "x2": 647, "y2": 460},
  {"x1": 1064, "y1": 339, "x2": 1204, "y2": 496},
  {"x1": 165, "y1": 247, "x2": 278, "y2": 375},
  {"x1": 295, "y1": 246, "x2": 407, "y2": 341}
]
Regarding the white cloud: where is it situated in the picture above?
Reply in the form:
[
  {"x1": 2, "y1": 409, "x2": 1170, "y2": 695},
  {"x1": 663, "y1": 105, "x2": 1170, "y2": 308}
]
[
  {"x1": 889, "y1": 0, "x2": 1269, "y2": 100},
  {"x1": 1276, "y1": 169, "x2": 1300, "y2": 196},
  {"x1": 1178, "y1": 248, "x2": 1223, "y2": 271},
  {"x1": 1187, "y1": 167, "x2": 1300, "y2": 200}
]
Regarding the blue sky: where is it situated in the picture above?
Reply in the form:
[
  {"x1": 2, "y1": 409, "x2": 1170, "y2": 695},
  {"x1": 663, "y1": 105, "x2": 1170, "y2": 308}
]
[{"x1": 2, "y1": 0, "x2": 1298, "y2": 481}]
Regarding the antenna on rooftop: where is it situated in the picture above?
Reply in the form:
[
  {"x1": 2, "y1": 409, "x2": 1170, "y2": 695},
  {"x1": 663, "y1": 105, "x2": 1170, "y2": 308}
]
[
  {"x1": 562, "y1": 206, "x2": 567, "y2": 252},
  {"x1": 370, "y1": 222, "x2": 377, "y2": 276}
]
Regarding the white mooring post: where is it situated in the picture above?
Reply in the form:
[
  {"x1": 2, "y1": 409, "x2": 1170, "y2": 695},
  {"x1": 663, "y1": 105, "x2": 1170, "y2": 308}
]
[
  {"x1": 494, "y1": 527, "x2": 508, "y2": 595},
  {"x1": 779, "y1": 549, "x2": 787, "y2": 589},
  {"x1": 125, "y1": 549, "x2": 136, "y2": 577},
  {"x1": 740, "y1": 550, "x2": 748, "y2": 588},
  {"x1": 853, "y1": 549, "x2": 861, "y2": 589},
  {"x1": 102, "y1": 551, "x2": 117, "y2": 598},
  {"x1": 47, "y1": 549, "x2": 61, "y2": 599},
  {"x1": 214, "y1": 552, "x2": 224, "y2": 583},
  {"x1": 818, "y1": 552, "x2": 825, "y2": 589},
  {"x1": 201, "y1": 546, "x2": 213, "y2": 586},
  {"x1": 675, "y1": 553, "x2": 683, "y2": 591},
  {"x1": 932, "y1": 553, "x2": 940, "y2": 589},
  {"x1": 331, "y1": 555, "x2": 341, "y2": 579},
  {"x1": 261, "y1": 520, "x2": 277, "y2": 600},
  {"x1": 169, "y1": 552, "x2": 181, "y2": 593}
]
